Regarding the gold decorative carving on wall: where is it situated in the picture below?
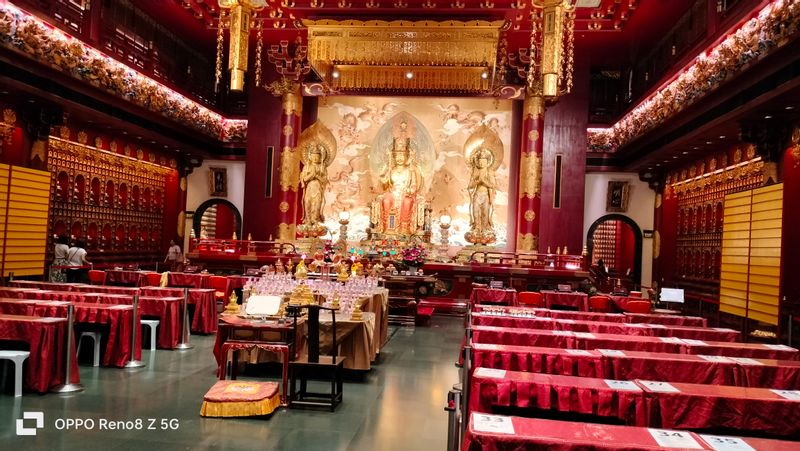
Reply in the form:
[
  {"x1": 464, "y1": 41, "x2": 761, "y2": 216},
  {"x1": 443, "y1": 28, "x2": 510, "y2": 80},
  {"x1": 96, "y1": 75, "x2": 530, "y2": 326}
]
[
  {"x1": 277, "y1": 222, "x2": 296, "y2": 242},
  {"x1": 655, "y1": 193, "x2": 662, "y2": 209},
  {"x1": 517, "y1": 233, "x2": 538, "y2": 252},
  {"x1": 2, "y1": 108, "x2": 16, "y2": 124},
  {"x1": 279, "y1": 148, "x2": 300, "y2": 192},
  {"x1": 528, "y1": 130, "x2": 539, "y2": 142},
  {"x1": 653, "y1": 230, "x2": 661, "y2": 259},
  {"x1": 59, "y1": 126, "x2": 70, "y2": 139},
  {"x1": 180, "y1": 177, "x2": 187, "y2": 192},
  {"x1": 524, "y1": 93, "x2": 545, "y2": 120},
  {"x1": 178, "y1": 211, "x2": 185, "y2": 238},
  {"x1": 524, "y1": 210, "x2": 535, "y2": 221},
  {"x1": 671, "y1": 158, "x2": 764, "y2": 197},
  {"x1": 279, "y1": 201, "x2": 290, "y2": 213},
  {"x1": 303, "y1": 19, "x2": 503, "y2": 92},
  {"x1": 283, "y1": 125, "x2": 294, "y2": 137},
  {"x1": 519, "y1": 151, "x2": 541, "y2": 198},
  {"x1": 77, "y1": 131, "x2": 88, "y2": 144},
  {"x1": 791, "y1": 126, "x2": 800, "y2": 169}
]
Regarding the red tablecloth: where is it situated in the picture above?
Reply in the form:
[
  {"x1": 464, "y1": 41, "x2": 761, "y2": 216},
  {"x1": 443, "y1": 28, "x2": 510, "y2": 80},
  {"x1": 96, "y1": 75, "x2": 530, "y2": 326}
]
[
  {"x1": 472, "y1": 314, "x2": 740, "y2": 342},
  {"x1": 462, "y1": 414, "x2": 792, "y2": 451},
  {"x1": 550, "y1": 310, "x2": 627, "y2": 323},
  {"x1": 0, "y1": 299, "x2": 39, "y2": 315},
  {"x1": 683, "y1": 341, "x2": 800, "y2": 361},
  {"x1": 104, "y1": 270, "x2": 150, "y2": 286},
  {"x1": 27, "y1": 290, "x2": 100, "y2": 303},
  {"x1": 639, "y1": 380, "x2": 800, "y2": 436},
  {"x1": 0, "y1": 287, "x2": 36, "y2": 298},
  {"x1": 471, "y1": 343, "x2": 605, "y2": 378},
  {"x1": 471, "y1": 288, "x2": 518, "y2": 306},
  {"x1": 470, "y1": 369, "x2": 646, "y2": 426},
  {"x1": 541, "y1": 290, "x2": 588, "y2": 311},
  {"x1": 74, "y1": 285, "x2": 142, "y2": 296},
  {"x1": 607, "y1": 295, "x2": 650, "y2": 313},
  {"x1": 10, "y1": 281, "x2": 76, "y2": 291},
  {"x1": 139, "y1": 296, "x2": 183, "y2": 349},
  {"x1": 127, "y1": 287, "x2": 217, "y2": 334},
  {"x1": 625, "y1": 312, "x2": 707, "y2": 327},
  {"x1": 603, "y1": 350, "x2": 742, "y2": 387},
  {"x1": 167, "y1": 272, "x2": 211, "y2": 289},
  {"x1": 0, "y1": 314, "x2": 79, "y2": 393},
  {"x1": 32, "y1": 301, "x2": 141, "y2": 367},
  {"x1": 472, "y1": 326, "x2": 574, "y2": 349},
  {"x1": 735, "y1": 357, "x2": 800, "y2": 390}
]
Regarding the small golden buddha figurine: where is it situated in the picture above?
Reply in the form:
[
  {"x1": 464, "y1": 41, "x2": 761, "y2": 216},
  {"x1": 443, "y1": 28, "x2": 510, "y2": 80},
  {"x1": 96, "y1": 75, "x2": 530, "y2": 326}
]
[
  {"x1": 337, "y1": 263, "x2": 350, "y2": 282},
  {"x1": 351, "y1": 299, "x2": 364, "y2": 321},
  {"x1": 295, "y1": 259, "x2": 308, "y2": 279},
  {"x1": 351, "y1": 261, "x2": 363, "y2": 277},
  {"x1": 224, "y1": 291, "x2": 240, "y2": 314},
  {"x1": 290, "y1": 283, "x2": 314, "y2": 306},
  {"x1": 275, "y1": 259, "x2": 285, "y2": 274},
  {"x1": 331, "y1": 293, "x2": 341, "y2": 311},
  {"x1": 371, "y1": 261, "x2": 385, "y2": 277}
]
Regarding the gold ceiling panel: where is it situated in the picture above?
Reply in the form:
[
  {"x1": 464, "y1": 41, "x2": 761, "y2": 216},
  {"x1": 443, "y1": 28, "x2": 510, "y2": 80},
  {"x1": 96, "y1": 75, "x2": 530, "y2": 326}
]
[{"x1": 303, "y1": 19, "x2": 505, "y2": 92}]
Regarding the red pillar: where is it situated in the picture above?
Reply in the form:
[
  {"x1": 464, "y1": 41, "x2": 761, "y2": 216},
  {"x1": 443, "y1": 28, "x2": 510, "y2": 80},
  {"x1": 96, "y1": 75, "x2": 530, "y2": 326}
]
[
  {"x1": 275, "y1": 83, "x2": 302, "y2": 242},
  {"x1": 516, "y1": 94, "x2": 544, "y2": 252}
]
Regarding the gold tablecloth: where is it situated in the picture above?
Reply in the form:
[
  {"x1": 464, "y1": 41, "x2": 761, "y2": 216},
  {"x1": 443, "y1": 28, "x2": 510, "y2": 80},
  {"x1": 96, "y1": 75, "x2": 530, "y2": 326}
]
[
  {"x1": 362, "y1": 289, "x2": 389, "y2": 356},
  {"x1": 304, "y1": 312, "x2": 376, "y2": 371}
]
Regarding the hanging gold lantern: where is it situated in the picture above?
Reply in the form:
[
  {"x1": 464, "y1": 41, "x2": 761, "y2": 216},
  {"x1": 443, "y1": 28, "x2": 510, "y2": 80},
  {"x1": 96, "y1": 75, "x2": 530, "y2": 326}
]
[
  {"x1": 533, "y1": 0, "x2": 575, "y2": 100},
  {"x1": 218, "y1": 0, "x2": 267, "y2": 91}
]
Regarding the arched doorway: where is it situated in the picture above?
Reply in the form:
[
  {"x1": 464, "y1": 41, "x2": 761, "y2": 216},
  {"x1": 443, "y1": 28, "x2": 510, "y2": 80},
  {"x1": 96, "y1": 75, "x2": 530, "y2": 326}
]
[
  {"x1": 586, "y1": 214, "x2": 643, "y2": 289},
  {"x1": 193, "y1": 199, "x2": 242, "y2": 240}
]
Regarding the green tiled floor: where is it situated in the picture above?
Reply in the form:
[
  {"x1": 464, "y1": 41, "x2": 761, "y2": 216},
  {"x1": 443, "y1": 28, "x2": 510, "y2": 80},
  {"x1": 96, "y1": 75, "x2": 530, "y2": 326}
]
[{"x1": 0, "y1": 316, "x2": 463, "y2": 450}]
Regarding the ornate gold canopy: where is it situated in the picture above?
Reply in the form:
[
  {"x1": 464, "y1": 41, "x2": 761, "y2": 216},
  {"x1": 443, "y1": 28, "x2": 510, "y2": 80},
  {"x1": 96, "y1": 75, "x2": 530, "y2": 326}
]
[{"x1": 303, "y1": 19, "x2": 505, "y2": 93}]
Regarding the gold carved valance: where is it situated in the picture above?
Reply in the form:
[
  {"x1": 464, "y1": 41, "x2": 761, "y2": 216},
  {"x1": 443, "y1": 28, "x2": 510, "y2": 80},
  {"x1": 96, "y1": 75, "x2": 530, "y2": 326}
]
[{"x1": 303, "y1": 19, "x2": 505, "y2": 92}]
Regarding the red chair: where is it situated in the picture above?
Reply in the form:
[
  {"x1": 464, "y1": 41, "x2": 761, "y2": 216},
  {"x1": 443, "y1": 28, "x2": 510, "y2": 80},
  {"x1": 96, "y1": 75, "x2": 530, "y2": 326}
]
[
  {"x1": 625, "y1": 300, "x2": 653, "y2": 314},
  {"x1": 146, "y1": 272, "x2": 163, "y2": 287},
  {"x1": 589, "y1": 295, "x2": 611, "y2": 313},
  {"x1": 518, "y1": 292, "x2": 543, "y2": 307},
  {"x1": 209, "y1": 276, "x2": 228, "y2": 303},
  {"x1": 88, "y1": 270, "x2": 106, "y2": 285}
]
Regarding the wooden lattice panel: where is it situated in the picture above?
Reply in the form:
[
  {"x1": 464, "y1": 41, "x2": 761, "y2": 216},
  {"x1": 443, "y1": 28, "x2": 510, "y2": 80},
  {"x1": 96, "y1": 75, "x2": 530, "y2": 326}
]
[
  {"x1": 0, "y1": 165, "x2": 51, "y2": 277},
  {"x1": 719, "y1": 184, "x2": 782, "y2": 325}
]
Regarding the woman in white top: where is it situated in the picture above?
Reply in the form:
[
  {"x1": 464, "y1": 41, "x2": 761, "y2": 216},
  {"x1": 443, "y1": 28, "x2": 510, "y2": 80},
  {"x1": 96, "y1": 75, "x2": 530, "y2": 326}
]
[
  {"x1": 66, "y1": 239, "x2": 91, "y2": 283},
  {"x1": 165, "y1": 239, "x2": 183, "y2": 272},
  {"x1": 49, "y1": 235, "x2": 70, "y2": 282}
]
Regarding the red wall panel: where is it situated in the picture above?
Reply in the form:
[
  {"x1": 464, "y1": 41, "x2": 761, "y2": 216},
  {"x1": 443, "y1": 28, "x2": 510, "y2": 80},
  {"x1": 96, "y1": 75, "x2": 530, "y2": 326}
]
[{"x1": 539, "y1": 56, "x2": 589, "y2": 253}]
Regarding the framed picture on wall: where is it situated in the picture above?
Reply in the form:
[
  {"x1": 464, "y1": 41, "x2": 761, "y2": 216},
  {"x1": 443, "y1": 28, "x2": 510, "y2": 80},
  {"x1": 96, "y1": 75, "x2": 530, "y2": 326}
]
[
  {"x1": 606, "y1": 181, "x2": 630, "y2": 212},
  {"x1": 209, "y1": 167, "x2": 227, "y2": 197}
]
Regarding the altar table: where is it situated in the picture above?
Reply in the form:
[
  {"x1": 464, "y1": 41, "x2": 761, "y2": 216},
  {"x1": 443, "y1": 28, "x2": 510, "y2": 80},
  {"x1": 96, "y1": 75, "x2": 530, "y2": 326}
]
[
  {"x1": 470, "y1": 369, "x2": 647, "y2": 426},
  {"x1": 540, "y1": 290, "x2": 588, "y2": 311},
  {"x1": 0, "y1": 314, "x2": 80, "y2": 393},
  {"x1": 361, "y1": 290, "x2": 389, "y2": 354},
  {"x1": 299, "y1": 312, "x2": 376, "y2": 371},
  {"x1": 624, "y1": 312, "x2": 707, "y2": 328},
  {"x1": 462, "y1": 414, "x2": 793, "y2": 451}
]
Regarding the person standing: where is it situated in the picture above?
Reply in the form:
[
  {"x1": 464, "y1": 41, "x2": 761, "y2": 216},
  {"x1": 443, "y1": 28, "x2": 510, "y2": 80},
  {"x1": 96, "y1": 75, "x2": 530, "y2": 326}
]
[
  {"x1": 66, "y1": 239, "x2": 91, "y2": 283},
  {"x1": 165, "y1": 239, "x2": 182, "y2": 272},
  {"x1": 49, "y1": 235, "x2": 70, "y2": 282}
]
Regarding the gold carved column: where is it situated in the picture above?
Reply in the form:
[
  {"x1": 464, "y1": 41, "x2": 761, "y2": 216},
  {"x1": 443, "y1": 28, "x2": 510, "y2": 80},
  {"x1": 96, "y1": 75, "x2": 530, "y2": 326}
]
[
  {"x1": 516, "y1": 93, "x2": 544, "y2": 252},
  {"x1": 273, "y1": 81, "x2": 303, "y2": 241}
]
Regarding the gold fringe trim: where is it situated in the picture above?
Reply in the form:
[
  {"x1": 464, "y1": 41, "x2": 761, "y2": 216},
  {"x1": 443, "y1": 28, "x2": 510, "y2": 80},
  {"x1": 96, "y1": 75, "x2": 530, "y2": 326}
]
[{"x1": 199, "y1": 394, "x2": 281, "y2": 417}]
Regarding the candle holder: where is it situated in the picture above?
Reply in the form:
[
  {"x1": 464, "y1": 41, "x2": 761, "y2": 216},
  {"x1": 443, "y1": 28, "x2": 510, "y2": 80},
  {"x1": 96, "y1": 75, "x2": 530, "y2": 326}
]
[{"x1": 337, "y1": 211, "x2": 350, "y2": 252}]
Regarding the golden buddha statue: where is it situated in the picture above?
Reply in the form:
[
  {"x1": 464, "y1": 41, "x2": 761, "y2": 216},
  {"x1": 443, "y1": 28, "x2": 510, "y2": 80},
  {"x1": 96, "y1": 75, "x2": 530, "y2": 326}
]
[
  {"x1": 371, "y1": 119, "x2": 425, "y2": 236},
  {"x1": 297, "y1": 122, "x2": 337, "y2": 238},
  {"x1": 464, "y1": 125, "x2": 503, "y2": 245},
  {"x1": 295, "y1": 259, "x2": 308, "y2": 279}
]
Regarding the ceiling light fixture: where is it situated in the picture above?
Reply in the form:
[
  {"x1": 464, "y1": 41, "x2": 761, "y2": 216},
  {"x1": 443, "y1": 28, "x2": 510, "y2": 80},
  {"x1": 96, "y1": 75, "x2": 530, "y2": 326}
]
[
  {"x1": 764, "y1": 115, "x2": 773, "y2": 119},
  {"x1": 405, "y1": 71, "x2": 414, "y2": 80},
  {"x1": 332, "y1": 70, "x2": 340, "y2": 79}
]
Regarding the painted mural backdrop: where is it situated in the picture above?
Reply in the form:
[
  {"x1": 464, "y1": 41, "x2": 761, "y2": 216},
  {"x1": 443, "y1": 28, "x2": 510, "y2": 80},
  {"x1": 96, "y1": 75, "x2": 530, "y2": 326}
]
[{"x1": 316, "y1": 96, "x2": 513, "y2": 246}]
